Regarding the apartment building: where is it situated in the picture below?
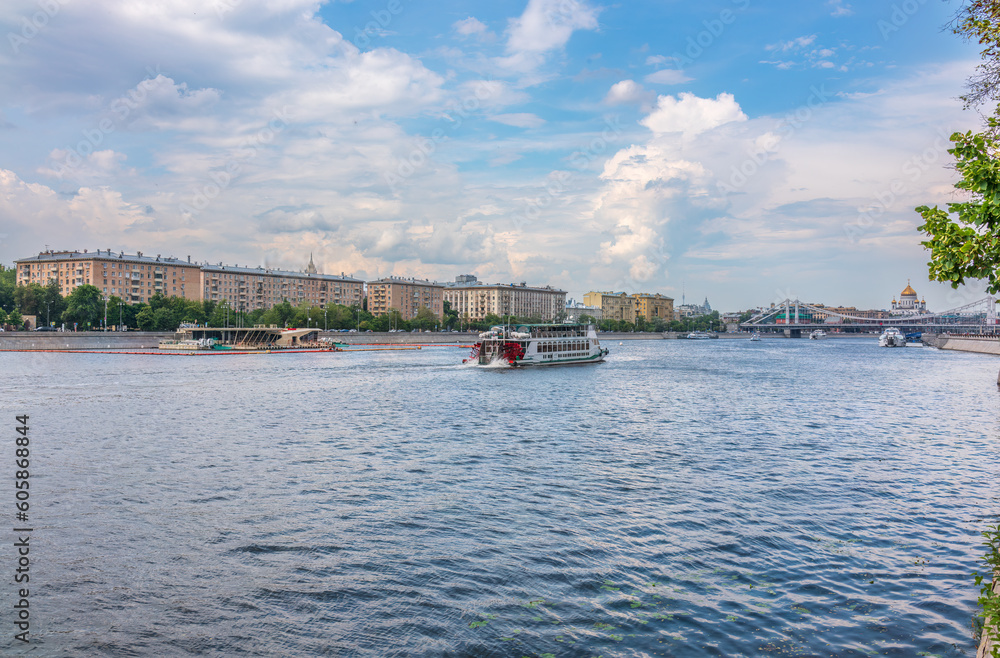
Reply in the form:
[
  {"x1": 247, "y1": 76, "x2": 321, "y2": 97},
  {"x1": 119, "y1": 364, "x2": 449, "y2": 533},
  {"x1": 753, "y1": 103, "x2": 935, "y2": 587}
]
[
  {"x1": 584, "y1": 290, "x2": 674, "y2": 324},
  {"x1": 15, "y1": 249, "x2": 202, "y2": 304},
  {"x1": 443, "y1": 276, "x2": 566, "y2": 322},
  {"x1": 367, "y1": 277, "x2": 444, "y2": 320},
  {"x1": 632, "y1": 293, "x2": 674, "y2": 322},
  {"x1": 584, "y1": 291, "x2": 635, "y2": 322},
  {"x1": 200, "y1": 264, "x2": 363, "y2": 311},
  {"x1": 15, "y1": 249, "x2": 363, "y2": 310}
]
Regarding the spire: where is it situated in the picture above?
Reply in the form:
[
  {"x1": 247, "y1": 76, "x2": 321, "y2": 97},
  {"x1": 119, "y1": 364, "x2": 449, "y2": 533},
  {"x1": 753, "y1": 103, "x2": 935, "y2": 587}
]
[{"x1": 306, "y1": 252, "x2": 317, "y2": 274}]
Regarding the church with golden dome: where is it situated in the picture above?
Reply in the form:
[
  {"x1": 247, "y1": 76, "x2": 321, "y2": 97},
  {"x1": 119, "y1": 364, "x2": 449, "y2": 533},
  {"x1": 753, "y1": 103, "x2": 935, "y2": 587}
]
[{"x1": 890, "y1": 280, "x2": 927, "y2": 315}]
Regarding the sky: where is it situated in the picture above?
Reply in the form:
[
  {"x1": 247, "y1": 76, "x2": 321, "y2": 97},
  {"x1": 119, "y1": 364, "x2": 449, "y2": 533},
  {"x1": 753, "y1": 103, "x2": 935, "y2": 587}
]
[{"x1": 0, "y1": 0, "x2": 989, "y2": 311}]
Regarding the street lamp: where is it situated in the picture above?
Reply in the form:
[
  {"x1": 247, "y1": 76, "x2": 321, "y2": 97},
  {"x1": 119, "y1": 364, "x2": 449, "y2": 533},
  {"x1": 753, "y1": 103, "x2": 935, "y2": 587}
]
[
  {"x1": 324, "y1": 308, "x2": 327, "y2": 331},
  {"x1": 103, "y1": 296, "x2": 108, "y2": 331},
  {"x1": 45, "y1": 301, "x2": 51, "y2": 328},
  {"x1": 118, "y1": 302, "x2": 124, "y2": 331}
]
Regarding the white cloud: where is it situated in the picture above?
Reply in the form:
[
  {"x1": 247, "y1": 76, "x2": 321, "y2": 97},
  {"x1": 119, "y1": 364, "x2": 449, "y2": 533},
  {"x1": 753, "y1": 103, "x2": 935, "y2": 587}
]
[
  {"x1": 506, "y1": 0, "x2": 599, "y2": 53},
  {"x1": 640, "y1": 92, "x2": 747, "y2": 138},
  {"x1": 604, "y1": 80, "x2": 653, "y2": 105},
  {"x1": 766, "y1": 35, "x2": 817, "y2": 52},
  {"x1": 644, "y1": 69, "x2": 693, "y2": 86},
  {"x1": 828, "y1": 0, "x2": 854, "y2": 17},
  {"x1": 454, "y1": 80, "x2": 529, "y2": 110},
  {"x1": 490, "y1": 113, "x2": 546, "y2": 128},
  {"x1": 454, "y1": 17, "x2": 488, "y2": 36},
  {"x1": 495, "y1": 0, "x2": 600, "y2": 79}
]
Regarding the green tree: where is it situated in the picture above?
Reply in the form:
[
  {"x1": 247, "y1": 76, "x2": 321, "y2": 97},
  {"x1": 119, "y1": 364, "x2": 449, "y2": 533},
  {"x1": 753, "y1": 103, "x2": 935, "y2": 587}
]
[
  {"x1": 153, "y1": 307, "x2": 176, "y2": 331},
  {"x1": 208, "y1": 300, "x2": 232, "y2": 327},
  {"x1": 14, "y1": 282, "x2": 44, "y2": 315},
  {"x1": 442, "y1": 300, "x2": 458, "y2": 329},
  {"x1": 41, "y1": 280, "x2": 67, "y2": 324},
  {"x1": 135, "y1": 307, "x2": 155, "y2": 331},
  {"x1": 955, "y1": 0, "x2": 1000, "y2": 113},
  {"x1": 917, "y1": 127, "x2": 1000, "y2": 292},
  {"x1": 8, "y1": 309, "x2": 23, "y2": 330},
  {"x1": 0, "y1": 266, "x2": 16, "y2": 313},
  {"x1": 413, "y1": 306, "x2": 438, "y2": 331},
  {"x1": 917, "y1": 3, "x2": 1000, "y2": 291},
  {"x1": 62, "y1": 284, "x2": 103, "y2": 329}
]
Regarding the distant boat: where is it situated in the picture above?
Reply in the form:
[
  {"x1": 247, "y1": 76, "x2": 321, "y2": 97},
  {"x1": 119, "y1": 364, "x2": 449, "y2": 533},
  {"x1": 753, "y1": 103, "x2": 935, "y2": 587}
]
[
  {"x1": 878, "y1": 327, "x2": 906, "y2": 348},
  {"x1": 809, "y1": 329, "x2": 827, "y2": 340},
  {"x1": 749, "y1": 332, "x2": 761, "y2": 342},
  {"x1": 687, "y1": 331, "x2": 716, "y2": 340}
]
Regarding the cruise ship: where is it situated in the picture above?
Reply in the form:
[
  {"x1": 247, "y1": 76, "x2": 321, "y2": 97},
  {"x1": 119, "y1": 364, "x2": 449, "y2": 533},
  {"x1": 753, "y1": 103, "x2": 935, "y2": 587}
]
[{"x1": 467, "y1": 323, "x2": 609, "y2": 366}]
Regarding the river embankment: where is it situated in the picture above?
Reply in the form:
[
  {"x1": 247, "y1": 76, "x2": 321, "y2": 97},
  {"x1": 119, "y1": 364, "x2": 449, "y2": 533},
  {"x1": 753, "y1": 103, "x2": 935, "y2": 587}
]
[
  {"x1": 0, "y1": 330, "x2": 741, "y2": 350},
  {"x1": 924, "y1": 333, "x2": 1000, "y2": 356},
  {"x1": 0, "y1": 329, "x2": 881, "y2": 351}
]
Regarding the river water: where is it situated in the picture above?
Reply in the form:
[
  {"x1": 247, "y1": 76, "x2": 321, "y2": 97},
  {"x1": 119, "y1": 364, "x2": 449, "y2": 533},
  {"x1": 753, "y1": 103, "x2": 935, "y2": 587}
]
[{"x1": 1, "y1": 337, "x2": 998, "y2": 656}]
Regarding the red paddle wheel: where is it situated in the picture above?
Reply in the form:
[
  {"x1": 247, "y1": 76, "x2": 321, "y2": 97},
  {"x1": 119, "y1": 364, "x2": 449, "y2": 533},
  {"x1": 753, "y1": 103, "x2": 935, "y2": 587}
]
[
  {"x1": 464, "y1": 342, "x2": 482, "y2": 364},
  {"x1": 501, "y1": 341, "x2": 525, "y2": 365}
]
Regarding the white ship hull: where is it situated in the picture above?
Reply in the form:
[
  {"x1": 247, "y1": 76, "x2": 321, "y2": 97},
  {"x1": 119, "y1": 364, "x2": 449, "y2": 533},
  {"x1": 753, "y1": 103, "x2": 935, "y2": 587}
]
[{"x1": 471, "y1": 323, "x2": 609, "y2": 366}]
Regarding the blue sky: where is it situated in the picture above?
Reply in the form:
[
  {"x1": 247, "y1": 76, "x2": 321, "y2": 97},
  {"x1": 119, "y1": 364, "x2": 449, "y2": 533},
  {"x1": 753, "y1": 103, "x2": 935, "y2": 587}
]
[{"x1": 0, "y1": 0, "x2": 986, "y2": 311}]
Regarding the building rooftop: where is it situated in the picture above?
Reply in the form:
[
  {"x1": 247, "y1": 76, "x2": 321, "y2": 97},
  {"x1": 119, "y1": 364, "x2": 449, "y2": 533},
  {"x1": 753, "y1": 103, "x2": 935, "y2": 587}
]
[
  {"x1": 368, "y1": 276, "x2": 444, "y2": 287},
  {"x1": 16, "y1": 249, "x2": 193, "y2": 266},
  {"x1": 16, "y1": 250, "x2": 362, "y2": 282}
]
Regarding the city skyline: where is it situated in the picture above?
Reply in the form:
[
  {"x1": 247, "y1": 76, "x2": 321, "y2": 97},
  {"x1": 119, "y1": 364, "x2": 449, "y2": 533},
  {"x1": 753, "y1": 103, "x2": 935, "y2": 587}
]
[{"x1": 0, "y1": 0, "x2": 987, "y2": 311}]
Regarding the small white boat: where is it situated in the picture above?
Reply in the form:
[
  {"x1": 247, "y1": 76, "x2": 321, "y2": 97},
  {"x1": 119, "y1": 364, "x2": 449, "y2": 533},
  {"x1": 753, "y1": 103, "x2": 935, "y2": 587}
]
[
  {"x1": 878, "y1": 327, "x2": 906, "y2": 348},
  {"x1": 809, "y1": 329, "x2": 827, "y2": 340},
  {"x1": 687, "y1": 331, "x2": 716, "y2": 340},
  {"x1": 749, "y1": 332, "x2": 761, "y2": 342},
  {"x1": 159, "y1": 338, "x2": 216, "y2": 350}
]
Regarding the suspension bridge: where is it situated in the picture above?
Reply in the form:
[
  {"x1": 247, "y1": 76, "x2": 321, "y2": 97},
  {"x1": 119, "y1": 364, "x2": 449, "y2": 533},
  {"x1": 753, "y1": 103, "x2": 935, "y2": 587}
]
[{"x1": 739, "y1": 296, "x2": 999, "y2": 336}]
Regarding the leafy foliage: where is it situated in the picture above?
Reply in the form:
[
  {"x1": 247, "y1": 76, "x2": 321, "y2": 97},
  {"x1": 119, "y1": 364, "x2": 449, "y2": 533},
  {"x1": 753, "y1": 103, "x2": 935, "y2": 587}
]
[
  {"x1": 916, "y1": 127, "x2": 1000, "y2": 293},
  {"x1": 974, "y1": 523, "x2": 1000, "y2": 656},
  {"x1": 62, "y1": 284, "x2": 103, "y2": 329},
  {"x1": 955, "y1": 1, "x2": 1000, "y2": 114}
]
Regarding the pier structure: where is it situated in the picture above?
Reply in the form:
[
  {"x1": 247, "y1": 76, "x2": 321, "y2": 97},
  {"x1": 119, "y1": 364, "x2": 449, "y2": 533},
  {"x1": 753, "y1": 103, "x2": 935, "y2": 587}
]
[{"x1": 177, "y1": 326, "x2": 320, "y2": 348}]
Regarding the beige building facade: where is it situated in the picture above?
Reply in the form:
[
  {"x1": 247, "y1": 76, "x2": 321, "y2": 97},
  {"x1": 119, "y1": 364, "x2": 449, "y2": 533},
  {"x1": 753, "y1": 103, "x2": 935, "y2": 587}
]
[
  {"x1": 367, "y1": 277, "x2": 444, "y2": 320},
  {"x1": 16, "y1": 249, "x2": 202, "y2": 304},
  {"x1": 200, "y1": 264, "x2": 363, "y2": 311},
  {"x1": 444, "y1": 279, "x2": 567, "y2": 322},
  {"x1": 584, "y1": 290, "x2": 674, "y2": 324},
  {"x1": 632, "y1": 293, "x2": 674, "y2": 322},
  {"x1": 15, "y1": 249, "x2": 364, "y2": 310},
  {"x1": 584, "y1": 291, "x2": 635, "y2": 322}
]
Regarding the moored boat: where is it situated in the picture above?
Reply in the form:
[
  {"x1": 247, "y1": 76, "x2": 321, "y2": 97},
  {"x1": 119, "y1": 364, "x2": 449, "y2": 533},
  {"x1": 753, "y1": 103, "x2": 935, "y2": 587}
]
[
  {"x1": 878, "y1": 327, "x2": 907, "y2": 347},
  {"x1": 687, "y1": 331, "x2": 716, "y2": 339},
  {"x1": 466, "y1": 323, "x2": 608, "y2": 366},
  {"x1": 159, "y1": 338, "x2": 216, "y2": 350},
  {"x1": 809, "y1": 329, "x2": 827, "y2": 340},
  {"x1": 749, "y1": 332, "x2": 761, "y2": 341}
]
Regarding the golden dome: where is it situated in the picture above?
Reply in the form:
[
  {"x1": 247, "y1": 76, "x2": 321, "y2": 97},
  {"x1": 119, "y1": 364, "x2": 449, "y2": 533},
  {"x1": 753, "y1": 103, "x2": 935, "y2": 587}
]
[{"x1": 901, "y1": 280, "x2": 917, "y2": 297}]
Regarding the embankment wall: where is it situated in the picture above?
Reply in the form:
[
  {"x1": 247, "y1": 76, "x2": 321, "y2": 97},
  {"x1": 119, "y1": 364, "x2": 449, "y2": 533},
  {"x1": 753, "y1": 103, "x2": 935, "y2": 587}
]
[{"x1": 0, "y1": 332, "x2": 173, "y2": 350}]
